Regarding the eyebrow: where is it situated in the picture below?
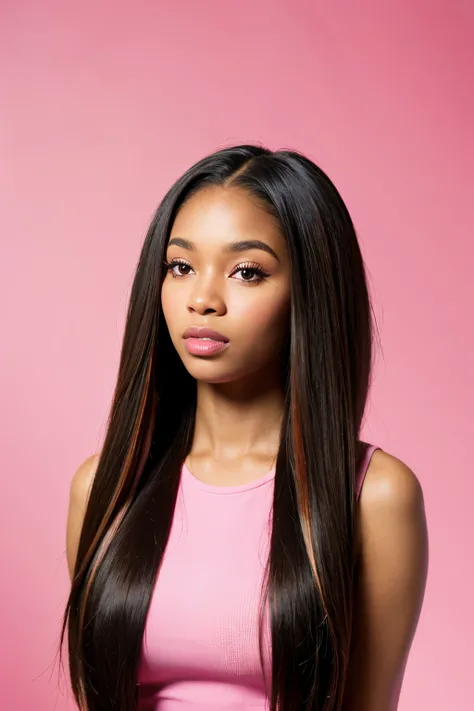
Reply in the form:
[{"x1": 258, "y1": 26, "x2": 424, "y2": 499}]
[{"x1": 167, "y1": 237, "x2": 280, "y2": 261}]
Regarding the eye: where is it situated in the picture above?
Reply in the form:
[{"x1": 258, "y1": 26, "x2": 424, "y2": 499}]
[
  {"x1": 229, "y1": 262, "x2": 270, "y2": 284},
  {"x1": 164, "y1": 259, "x2": 194, "y2": 278}
]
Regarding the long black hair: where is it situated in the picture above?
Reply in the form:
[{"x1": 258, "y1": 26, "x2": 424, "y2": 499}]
[{"x1": 59, "y1": 144, "x2": 375, "y2": 710}]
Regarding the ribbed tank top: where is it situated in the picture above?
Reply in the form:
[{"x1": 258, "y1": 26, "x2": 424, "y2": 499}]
[{"x1": 137, "y1": 443, "x2": 380, "y2": 710}]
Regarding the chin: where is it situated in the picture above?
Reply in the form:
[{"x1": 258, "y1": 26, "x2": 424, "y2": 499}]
[
  {"x1": 184, "y1": 364, "x2": 240, "y2": 385},
  {"x1": 180, "y1": 353, "x2": 253, "y2": 386}
]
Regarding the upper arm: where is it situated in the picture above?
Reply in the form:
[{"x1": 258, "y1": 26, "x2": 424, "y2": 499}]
[
  {"x1": 342, "y1": 450, "x2": 429, "y2": 711},
  {"x1": 66, "y1": 453, "x2": 100, "y2": 581}
]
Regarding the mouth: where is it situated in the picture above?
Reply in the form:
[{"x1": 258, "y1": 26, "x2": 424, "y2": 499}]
[
  {"x1": 183, "y1": 327, "x2": 229, "y2": 342},
  {"x1": 182, "y1": 327, "x2": 230, "y2": 357}
]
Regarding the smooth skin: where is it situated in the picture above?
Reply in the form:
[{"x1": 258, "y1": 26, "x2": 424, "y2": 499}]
[{"x1": 67, "y1": 185, "x2": 428, "y2": 710}]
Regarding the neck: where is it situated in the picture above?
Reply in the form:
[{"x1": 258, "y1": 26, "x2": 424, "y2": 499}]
[{"x1": 191, "y1": 368, "x2": 285, "y2": 467}]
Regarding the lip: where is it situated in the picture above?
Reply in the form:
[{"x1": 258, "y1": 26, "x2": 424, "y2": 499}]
[
  {"x1": 182, "y1": 326, "x2": 230, "y2": 357},
  {"x1": 182, "y1": 327, "x2": 229, "y2": 343}
]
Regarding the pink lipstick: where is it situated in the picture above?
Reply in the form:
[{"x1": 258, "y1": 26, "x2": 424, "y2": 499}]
[{"x1": 182, "y1": 327, "x2": 230, "y2": 357}]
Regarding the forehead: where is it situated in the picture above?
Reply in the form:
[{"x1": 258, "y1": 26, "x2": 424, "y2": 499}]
[{"x1": 169, "y1": 186, "x2": 285, "y2": 248}]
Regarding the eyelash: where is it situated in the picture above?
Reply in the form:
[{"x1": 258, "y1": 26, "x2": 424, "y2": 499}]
[{"x1": 163, "y1": 259, "x2": 270, "y2": 284}]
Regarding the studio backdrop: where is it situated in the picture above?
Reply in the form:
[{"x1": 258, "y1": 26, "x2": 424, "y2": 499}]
[{"x1": 1, "y1": 1, "x2": 472, "y2": 709}]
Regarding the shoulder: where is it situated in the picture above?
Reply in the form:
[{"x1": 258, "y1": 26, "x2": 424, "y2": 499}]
[
  {"x1": 66, "y1": 453, "x2": 101, "y2": 579},
  {"x1": 356, "y1": 446, "x2": 429, "y2": 629},
  {"x1": 344, "y1": 449, "x2": 429, "y2": 707},
  {"x1": 357, "y1": 447, "x2": 427, "y2": 565},
  {"x1": 360, "y1": 447, "x2": 425, "y2": 516},
  {"x1": 69, "y1": 453, "x2": 100, "y2": 505}
]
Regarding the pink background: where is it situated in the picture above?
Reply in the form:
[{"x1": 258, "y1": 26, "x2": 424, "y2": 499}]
[{"x1": 1, "y1": 1, "x2": 473, "y2": 709}]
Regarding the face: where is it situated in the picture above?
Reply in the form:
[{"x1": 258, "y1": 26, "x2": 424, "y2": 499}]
[{"x1": 161, "y1": 185, "x2": 291, "y2": 385}]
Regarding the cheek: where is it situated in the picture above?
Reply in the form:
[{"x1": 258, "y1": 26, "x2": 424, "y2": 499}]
[
  {"x1": 160, "y1": 282, "x2": 180, "y2": 333},
  {"x1": 231, "y1": 286, "x2": 290, "y2": 341}
]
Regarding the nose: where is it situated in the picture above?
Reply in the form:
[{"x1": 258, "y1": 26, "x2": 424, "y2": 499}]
[{"x1": 186, "y1": 273, "x2": 227, "y2": 317}]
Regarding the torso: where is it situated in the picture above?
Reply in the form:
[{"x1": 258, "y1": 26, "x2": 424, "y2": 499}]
[{"x1": 137, "y1": 444, "x2": 380, "y2": 710}]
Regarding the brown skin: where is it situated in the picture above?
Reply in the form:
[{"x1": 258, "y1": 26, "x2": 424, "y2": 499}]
[
  {"x1": 161, "y1": 185, "x2": 291, "y2": 485},
  {"x1": 162, "y1": 185, "x2": 291, "y2": 388},
  {"x1": 66, "y1": 185, "x2": 428, "y2": 709}
]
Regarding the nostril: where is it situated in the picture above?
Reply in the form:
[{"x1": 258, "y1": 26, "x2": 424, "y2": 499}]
[{"x1": 187, "y1": 305, "x2": 217, "y2": 316}]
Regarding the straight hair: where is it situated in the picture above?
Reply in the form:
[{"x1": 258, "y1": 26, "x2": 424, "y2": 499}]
[{"x1": 59, "y1": 143, "x2": 375, "y2": 710}]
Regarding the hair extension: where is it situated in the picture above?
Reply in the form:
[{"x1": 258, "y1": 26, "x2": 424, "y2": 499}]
[{"x1": 59, "y1": 143, "x2": 374, "y2": 710}]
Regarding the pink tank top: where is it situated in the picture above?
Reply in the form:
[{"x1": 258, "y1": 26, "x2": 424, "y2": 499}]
[{"x1": 137, "y1": 443, "x2": 380, "y2": 710}]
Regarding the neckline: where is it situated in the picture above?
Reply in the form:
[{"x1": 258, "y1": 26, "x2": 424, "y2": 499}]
[{"x1": 181, "y1": 461, "x2": 276, "y2": 495}]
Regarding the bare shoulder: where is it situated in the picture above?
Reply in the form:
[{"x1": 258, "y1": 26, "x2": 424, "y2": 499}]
[
  {"x1": 344, "y1": 448, "x2": 429, "y2": 709},
  {"x1": 66, "y1": 453, "x2": 101, "y2": 580},
  {"x1": 70, "y1": 453, "x2": 100, "y2": 505},
  {"x1": 356, "y1": 447, "x2": 427, "y2": 577},
  {"x1": 360, "y1": 448, "x2": 425, "y2": 513}
]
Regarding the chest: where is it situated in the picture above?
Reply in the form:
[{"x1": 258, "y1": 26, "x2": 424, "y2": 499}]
[{"x1": 138, "y1": 482, "x2": 274, "y2": 686}]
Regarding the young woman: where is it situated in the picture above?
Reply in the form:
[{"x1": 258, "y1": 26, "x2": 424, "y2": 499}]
[{"x1": 62, "y1": 144, "x2": 428, "y2": 711}]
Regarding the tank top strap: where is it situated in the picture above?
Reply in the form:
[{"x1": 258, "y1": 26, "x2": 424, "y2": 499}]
[{"x1": 356, "y1": 443, "x2": 380, "y2": 500}]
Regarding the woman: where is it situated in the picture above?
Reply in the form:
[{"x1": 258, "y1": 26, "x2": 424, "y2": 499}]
[{"x1": 62, "y1": 144, "x2": 428, "y2": 711}]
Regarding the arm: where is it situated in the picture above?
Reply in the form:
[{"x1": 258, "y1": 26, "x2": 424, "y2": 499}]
[
  {"x1": 342, "y1": 450, "x2": 429, "y2": 710},
  {"x1": 65, "y1": 453, "x2": 100, "y2": 581}
]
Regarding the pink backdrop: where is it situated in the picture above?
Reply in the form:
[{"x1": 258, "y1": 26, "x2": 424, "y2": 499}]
[{"x1": 1, "y1": 1, "x2": 473, "y2": 709}]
